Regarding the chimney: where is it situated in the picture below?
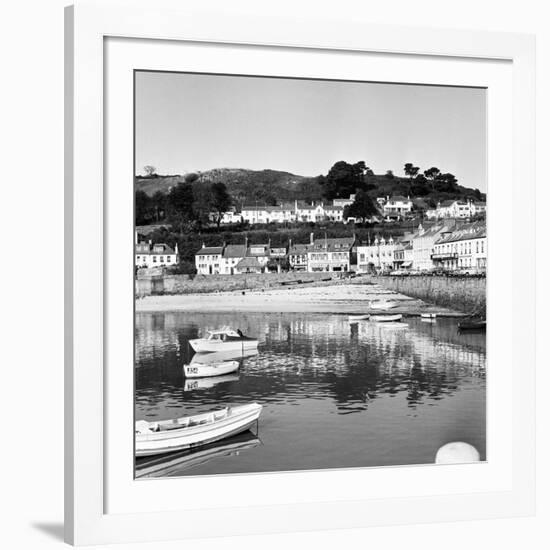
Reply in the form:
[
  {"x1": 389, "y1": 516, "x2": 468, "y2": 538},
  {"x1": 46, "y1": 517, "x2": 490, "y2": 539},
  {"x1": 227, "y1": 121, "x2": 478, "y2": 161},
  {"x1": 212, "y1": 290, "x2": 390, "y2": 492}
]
[
  {"x1": 202, "y1": 242, "x2": 205, "y2": 248},
  {"x1": 310, "y1": 232, "x2": 314, "y2": 245},
  {"x1": 135, "y1": 230, "x2": 138, "y2": 245},
  {"x1": 175, "y1": 242, "x2": 179, "y2": 254},
  {"x1": 289, "y1": 238, "x2": 292, "y2": 249}
]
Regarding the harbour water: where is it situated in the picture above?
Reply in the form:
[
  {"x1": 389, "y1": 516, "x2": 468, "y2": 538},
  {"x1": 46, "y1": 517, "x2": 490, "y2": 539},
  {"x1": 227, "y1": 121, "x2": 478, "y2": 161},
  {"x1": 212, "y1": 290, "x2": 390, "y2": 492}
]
[{"x1": 135, "y1": 312, "x2": 486, "y2": 478}]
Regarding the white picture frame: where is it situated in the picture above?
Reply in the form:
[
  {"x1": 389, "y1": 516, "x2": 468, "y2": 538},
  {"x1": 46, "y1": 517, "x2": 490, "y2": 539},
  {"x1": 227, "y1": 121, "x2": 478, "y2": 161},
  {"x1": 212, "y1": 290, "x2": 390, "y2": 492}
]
[{"x1": 65, "y1": 0, "x2": 536, "y2": 545}]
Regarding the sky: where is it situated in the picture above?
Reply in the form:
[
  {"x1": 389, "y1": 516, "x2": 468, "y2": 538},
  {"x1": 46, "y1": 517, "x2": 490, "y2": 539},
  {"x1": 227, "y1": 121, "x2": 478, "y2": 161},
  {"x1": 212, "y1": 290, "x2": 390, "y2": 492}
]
[{"x1": 135, "y1": 71, "x2": 487, "y2": 192}]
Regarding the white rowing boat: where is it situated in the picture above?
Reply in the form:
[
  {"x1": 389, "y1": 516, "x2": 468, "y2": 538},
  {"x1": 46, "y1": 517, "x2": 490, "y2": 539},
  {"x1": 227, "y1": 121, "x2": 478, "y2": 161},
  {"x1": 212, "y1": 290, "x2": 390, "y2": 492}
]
[
  {"x1": 370, "y1": 300, "x2": 399, "y2": 310},
  {"x1": 183, "y1": 360, "x2": 239, "y2": 379},
  {"x1": 348, "y1": 314, "x2": 370, "y2": 323},
  {"x1": 189, "y1": 327, "x2": 259, "y2": 353},
  {"x1": 135, "y1": 403, "x2": 263, "y2": 457},
  {"x1": 370, "y1": 314, "x2": 403, "y2": 322}
]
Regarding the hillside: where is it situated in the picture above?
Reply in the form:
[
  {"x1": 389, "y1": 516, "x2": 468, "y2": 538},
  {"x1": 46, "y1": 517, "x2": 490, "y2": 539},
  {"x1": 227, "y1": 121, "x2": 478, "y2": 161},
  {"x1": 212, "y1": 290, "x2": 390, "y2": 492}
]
[{"x1": 135, "y1": 168, "x2": 486, "y2": 208}]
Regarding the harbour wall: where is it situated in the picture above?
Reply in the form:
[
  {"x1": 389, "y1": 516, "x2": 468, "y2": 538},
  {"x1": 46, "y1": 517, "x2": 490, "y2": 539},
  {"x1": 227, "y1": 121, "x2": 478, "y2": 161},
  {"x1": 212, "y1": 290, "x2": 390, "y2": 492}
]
[
  {"x1": 374, "y1": 275, "x2": 486, "y2": 314},
  {"x1": 135, "y1": 271, "x2": 356, "y2": 297}
]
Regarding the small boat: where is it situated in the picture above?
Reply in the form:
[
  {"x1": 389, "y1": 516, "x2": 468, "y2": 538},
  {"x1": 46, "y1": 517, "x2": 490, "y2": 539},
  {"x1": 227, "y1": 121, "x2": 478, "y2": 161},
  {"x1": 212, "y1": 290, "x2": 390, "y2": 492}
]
[
  {"x1": 135, "y1": 432, "x2": 261, "y2": 478},
  {"x1": 370, "y1": 314, "x2": 403, "y2": 322},
  {"x1": 189, "y1": 327, "x2": 259, "y2": 353},
  {"x1": 184, "y1": 360, "x2": 239, "y2": 379},
  {"x1": 370, "y1": 300, "x2": 399, "y2": 310},
  {"x1": 348, "y1": 314, "x2": 370, "y2": 323},
  {"x1": 421, "y1": 313, "x2": 437, "y2": 319},
  {"x1": 135, "y1": 403, "x2": 263, "y2": 457},
  {"x1": 184, "y1": 374, "x2": 240, "y2": 391},
  {"x1": 458, "y1": 319, "x2": 486, "y2": 332}
]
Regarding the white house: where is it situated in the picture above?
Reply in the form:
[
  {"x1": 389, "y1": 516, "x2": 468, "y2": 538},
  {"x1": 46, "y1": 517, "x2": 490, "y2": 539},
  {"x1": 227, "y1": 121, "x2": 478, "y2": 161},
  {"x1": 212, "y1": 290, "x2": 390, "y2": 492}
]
[
  {"x1": 381, "y1": 195, "x2": 413, "y2": 217},
  {"x1": 333, "y1": 194, "x2": 356, "y2": 208},
  {"x1": 220, "y1": 244, "x2": 247, "y2": 274},
  {"x1": 429, "y1": 200, "x2": 486, "y2": 220},
  {"x1": 306, "y1": 235, "x2": 355, "y2": 272},
  {"x1": 432, "y1": 222, "x2": 486, "y2": 271},
  {"x1": 195, "y1": 245, "x2": 224, "y2": 275},
  {"x1": 411, "y1": 221, "x2": 457, "y2": 270},
  {"x1": 135, "y1": 240, "x2": 179, "y2": 269},
  {"x1": 356, "y1": 236, "x2": 396, "y2": 273},
  {"x1": 241, "y1": 205, "x2": 295, "y2": 224}
]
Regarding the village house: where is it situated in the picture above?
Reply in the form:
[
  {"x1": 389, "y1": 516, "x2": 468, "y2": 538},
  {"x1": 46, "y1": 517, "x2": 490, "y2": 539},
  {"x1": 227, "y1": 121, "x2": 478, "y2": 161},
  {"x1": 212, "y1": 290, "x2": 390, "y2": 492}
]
[
  {"x1": 432, "y1": 222, "x2": 486, "y2": 271},
  {"x1": 194, "y1": 245, "x2": 224, "y2": 275},
  {"x1": 411, "y1": 220, "x2": 457, "y2": 271},
  {"x1": 323, "y1": 204, "x2": 345, "y2": 222},
  {"x1": 426, "y1": 200, "x2": 486, "y2": 220},
  {"x1": 135, "y1": 232, "x2": 179, "y2": 269},
  {"x1": 356, "y1": 236, "x2": 397, "y2": 273},
  {"x1": 306, "y1": 234, "x2": 355, "y2": 273},
  {"x1": 220, "y1": 244, "x2": 247, "y2": 274},
  {"x1": 288, "y1": 242, "x2": 312, "y2": 271},
  {"x1": 379, "y1": 195, "x2": 413, "y2": 217},
  {"x1": 332, "y1": 194, "x2": 356, "y2": 208},
  {"x1": 216, "y1": 209, "x2": 243, "y2": 224}
]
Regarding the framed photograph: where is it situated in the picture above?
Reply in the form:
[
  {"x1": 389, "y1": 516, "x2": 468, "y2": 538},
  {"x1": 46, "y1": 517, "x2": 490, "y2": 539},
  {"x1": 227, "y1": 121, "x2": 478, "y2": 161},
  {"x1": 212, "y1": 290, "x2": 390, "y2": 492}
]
[{"x1": 65, "y1": 1, "x2": 535, "y2": 545}]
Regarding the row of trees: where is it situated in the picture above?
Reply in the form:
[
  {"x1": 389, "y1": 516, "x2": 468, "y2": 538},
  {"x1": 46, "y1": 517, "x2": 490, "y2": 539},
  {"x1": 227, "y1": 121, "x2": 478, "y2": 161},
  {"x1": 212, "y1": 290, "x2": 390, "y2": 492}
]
[{"x1": 135, "y1": 173, "x2": 231, "y2": 230}]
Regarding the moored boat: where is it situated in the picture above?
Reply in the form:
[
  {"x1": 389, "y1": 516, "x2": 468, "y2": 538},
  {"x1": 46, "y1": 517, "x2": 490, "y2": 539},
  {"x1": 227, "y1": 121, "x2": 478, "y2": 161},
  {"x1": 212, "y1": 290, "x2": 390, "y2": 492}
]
[
  {"x1": 370, "y1": 300, "x2": 399, "y2": 310},
  {"x1": 348, "y1": 314, "x2": 370, "y2": 323},
  {"x1": 135, "y1": 403, "x2": 263, "y2": 457},
  {"x1": 189, "y1": 327, "x2": 259, "y2": 353},
  {"x1": 183, "y1": 360, "x2": 239, "y2": 379},
  {"x1": 370, "y1": 314, "x2": 403, "y2": 322},
  {"x1": 458, "y1": 319, "x2": 486, "y2": 332}
]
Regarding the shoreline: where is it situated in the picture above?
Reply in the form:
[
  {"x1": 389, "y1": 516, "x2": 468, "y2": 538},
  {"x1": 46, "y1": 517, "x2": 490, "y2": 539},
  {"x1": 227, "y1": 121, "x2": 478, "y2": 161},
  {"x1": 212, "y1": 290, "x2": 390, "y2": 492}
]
[{"x1": 135, "y1": 283, "x2": 467, "y2": 317}]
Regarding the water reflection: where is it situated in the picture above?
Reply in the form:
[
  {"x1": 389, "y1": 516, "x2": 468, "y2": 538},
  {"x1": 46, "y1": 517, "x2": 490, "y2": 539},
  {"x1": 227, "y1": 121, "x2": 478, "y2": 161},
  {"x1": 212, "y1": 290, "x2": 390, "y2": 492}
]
[{"x1": 135, "y1": 312, "x2": 486, "y2": 476}]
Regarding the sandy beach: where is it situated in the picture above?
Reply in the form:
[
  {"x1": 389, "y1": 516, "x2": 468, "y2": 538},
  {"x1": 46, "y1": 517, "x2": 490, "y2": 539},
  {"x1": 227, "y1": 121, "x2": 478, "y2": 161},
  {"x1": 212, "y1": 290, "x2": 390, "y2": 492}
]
[{"x1": 135, "y1": 282, "x2": 465, "y2": 316}]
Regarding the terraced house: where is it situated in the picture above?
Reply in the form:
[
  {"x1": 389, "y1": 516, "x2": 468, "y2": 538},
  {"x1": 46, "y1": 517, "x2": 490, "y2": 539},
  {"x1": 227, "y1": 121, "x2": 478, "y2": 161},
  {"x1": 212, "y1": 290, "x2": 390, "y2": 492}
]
[
  {"x1": 306, "y1": 235, "x2": 355, "y2": 272},
  {"x1": 432, "y1": 222, "x2": 487, "y2": 271}
]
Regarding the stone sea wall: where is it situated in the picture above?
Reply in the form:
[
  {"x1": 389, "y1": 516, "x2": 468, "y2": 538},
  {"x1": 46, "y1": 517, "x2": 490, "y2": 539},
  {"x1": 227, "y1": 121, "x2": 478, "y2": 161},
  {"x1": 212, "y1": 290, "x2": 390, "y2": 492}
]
[{"x1": 375, "y1": 275, "x2": 486, "y2": 314}]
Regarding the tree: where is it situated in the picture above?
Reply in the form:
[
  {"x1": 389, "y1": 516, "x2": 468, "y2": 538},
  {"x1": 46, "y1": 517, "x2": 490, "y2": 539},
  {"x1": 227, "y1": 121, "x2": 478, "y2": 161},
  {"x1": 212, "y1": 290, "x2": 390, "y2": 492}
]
[
  {"x1": 151, "y1": 191, "x2": 167, "y2": 222},
  {"x1": 143, "y1": 165, "x2": 157, "y2": 177},
  {"x1": 210, "y1": 182, "x2": 232, "y2": 227},
  {"x1": 135, "y1": 190, "x2": 152, "y2": 225},
  {"x1": 166, "y1": 182, "x2": 195, "y2": 233},
  {"x1": 434, "y1": 172, "x2": 458, "y2": 193},
  {"x1": 423, "y1": 166, "x2": 441, "y2": 190},
  {"x1": 385, "y1": 170, "x2": 395, "y2": 179},
  {"x1": 404, "y1": 163, "x2": 420, "y2": 195},
  {"x1": 321, "y1": 161, "x2": 368, "y2": 200},
  {"x1": 343, "y1": 190, "x2": 378, "y2": 221}
]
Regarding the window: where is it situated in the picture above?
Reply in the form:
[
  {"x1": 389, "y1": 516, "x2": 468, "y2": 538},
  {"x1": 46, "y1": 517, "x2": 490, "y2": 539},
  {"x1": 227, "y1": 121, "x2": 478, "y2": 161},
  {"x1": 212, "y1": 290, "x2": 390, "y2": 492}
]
[
  {"x1": 153, "y1": 256, "x2": 157, "y2": 262},
  {"x1": 167, "y1": 257, "x2": 171, "y2": 262}
]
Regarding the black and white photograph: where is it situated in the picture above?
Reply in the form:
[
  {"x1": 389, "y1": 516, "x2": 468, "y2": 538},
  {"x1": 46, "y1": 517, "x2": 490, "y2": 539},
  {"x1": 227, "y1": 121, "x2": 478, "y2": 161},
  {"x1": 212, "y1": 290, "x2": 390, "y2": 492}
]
[{"x1": 133, "y1": 71, "x2": 487, "y2": 478}]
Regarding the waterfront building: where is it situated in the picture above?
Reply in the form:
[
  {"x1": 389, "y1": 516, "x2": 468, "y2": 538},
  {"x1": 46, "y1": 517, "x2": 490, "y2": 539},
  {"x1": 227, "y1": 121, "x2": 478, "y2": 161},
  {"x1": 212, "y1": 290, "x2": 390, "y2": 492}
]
[
  {"x1": 220, "y1": 244, "x2": 247, "y2": 275},
  {"x1": 411, "y1": 220, "x2": 456, "y2": 270},
  {"x1": 234, "y1": 257, "x2": 265, "y2": 274},
  {"x1": 194, "y1": 245, "x2": 224, "y2": 275},
  {"x1": 356, "y1": 236, "x2": 396, "y2": 273},
  {"x1": 432, "y1": 222, "x2": 486, "y2": 270},
  {"x1": 288, "y1": 242, "x2": 312, "y2": 271},
  {"x1": 241, "y1": 205, "x2": 296, "y2": 224},
  {"x1": 306, "y1": 235, "x2": 355, "y2": 272},
  {"x1": 135, "y1": 239, "x2": 179, "y2": 269}
]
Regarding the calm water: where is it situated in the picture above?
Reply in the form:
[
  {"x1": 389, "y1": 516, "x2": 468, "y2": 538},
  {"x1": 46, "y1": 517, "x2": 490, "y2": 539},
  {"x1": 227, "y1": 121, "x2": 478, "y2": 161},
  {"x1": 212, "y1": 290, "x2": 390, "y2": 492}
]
[{"x1": 135, "y1": 312, "x2": 486, "y2": 477}]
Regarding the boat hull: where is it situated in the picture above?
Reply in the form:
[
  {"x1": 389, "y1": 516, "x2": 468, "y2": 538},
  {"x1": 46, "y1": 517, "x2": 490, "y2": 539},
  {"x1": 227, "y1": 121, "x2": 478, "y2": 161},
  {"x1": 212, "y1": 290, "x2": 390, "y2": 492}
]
[
  {"x1": 370, "y1": 314, "x2": 403, "y2": 322},
  {"x1": 184, "y1": 360, "x2": 239, "y2": 378},
  {"x1": 348, "y1": 314, "x2": 370, "y2": 323},
  {"x1": 189, "y1": 338, "x2": 259, "y2": 353},
  {"x1": 135, "y1": 403, "x2": 262, "y2": 457},
  {"x1": 370, "y1": 301, "x2": 398, "y2": 310}
]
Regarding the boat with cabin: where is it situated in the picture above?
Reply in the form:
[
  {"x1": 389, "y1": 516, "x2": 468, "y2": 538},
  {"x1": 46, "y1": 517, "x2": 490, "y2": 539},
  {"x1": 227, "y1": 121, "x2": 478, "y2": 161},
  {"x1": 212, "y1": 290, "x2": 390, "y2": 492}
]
[
  {"x1": 135, "y1": 403, "x2": 263, "y2": 457},
  {"x1": 189, "y1": 327, "x2": 259, "y2": 353}
]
